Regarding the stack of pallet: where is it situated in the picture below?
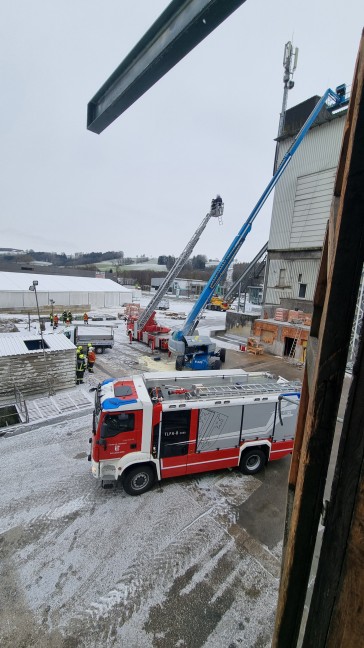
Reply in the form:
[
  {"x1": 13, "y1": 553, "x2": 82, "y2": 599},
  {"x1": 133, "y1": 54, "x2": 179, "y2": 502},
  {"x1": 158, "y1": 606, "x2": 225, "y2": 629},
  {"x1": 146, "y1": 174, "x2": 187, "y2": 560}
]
[{"x1": 247, "y1": 337, "x2": 264, "y2": 355}]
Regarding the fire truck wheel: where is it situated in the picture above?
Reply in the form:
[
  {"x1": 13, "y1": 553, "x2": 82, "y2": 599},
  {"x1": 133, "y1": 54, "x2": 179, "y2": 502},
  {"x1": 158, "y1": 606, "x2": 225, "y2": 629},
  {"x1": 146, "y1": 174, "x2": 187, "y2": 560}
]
[
  {"x1": 122, "y1": 465, "x2": 155, "y2": 495},
  {"x1": 240, "y1": 448, "x2": 266, "y2": 475},
  {"x1": 219, "y1": 348, "x2": 226, "y2": 363}
]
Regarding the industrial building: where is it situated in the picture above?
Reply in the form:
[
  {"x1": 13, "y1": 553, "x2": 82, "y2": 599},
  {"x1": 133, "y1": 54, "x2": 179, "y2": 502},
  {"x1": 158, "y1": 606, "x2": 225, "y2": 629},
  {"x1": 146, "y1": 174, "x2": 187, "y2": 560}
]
[
  {"x1": 151, "y1": 276, "x2": 206, "y2": 297},
  {"x1": 0, "y1": 271, "x2": 133, "y2": 312},
  {"x1": 253, "y1": 96, "x2": 348, "y2": 359}
]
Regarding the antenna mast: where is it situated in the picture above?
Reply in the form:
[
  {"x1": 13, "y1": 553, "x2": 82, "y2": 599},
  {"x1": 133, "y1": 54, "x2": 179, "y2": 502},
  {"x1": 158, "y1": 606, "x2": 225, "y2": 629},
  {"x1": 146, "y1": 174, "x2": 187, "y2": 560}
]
[{"x1": 278, "y1": 41, "x2": 299, "y2": 138}]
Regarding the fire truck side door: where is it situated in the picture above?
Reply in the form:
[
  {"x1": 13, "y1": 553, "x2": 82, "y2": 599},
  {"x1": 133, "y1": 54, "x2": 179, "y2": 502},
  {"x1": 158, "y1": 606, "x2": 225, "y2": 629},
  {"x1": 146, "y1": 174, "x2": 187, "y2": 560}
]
[
  {"x1": 159, "y1": 410, "x2": 191, "y2": 478},
  {"x1": 98, "y1": 411, "x2": 142, "y2": 461}
]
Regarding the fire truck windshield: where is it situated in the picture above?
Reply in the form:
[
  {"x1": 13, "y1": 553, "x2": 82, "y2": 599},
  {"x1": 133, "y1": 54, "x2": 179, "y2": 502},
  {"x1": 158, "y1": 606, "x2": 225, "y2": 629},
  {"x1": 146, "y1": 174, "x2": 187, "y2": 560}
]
[{"x1": 101, "y1": 413, "x2": 135, "y2": 438}]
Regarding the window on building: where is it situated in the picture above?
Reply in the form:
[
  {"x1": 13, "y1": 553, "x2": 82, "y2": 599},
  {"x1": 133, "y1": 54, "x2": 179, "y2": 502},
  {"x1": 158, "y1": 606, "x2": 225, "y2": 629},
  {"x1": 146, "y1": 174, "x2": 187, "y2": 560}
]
[
  {"x1": 278, "y1": 268, "x2": 287, "y2": 286},
  {"x1": 298, "y1": 273, "x2": 302, "y2": 282},
  {"x1": 299, "y1": 283, "x2": 307, "y2": 298}
]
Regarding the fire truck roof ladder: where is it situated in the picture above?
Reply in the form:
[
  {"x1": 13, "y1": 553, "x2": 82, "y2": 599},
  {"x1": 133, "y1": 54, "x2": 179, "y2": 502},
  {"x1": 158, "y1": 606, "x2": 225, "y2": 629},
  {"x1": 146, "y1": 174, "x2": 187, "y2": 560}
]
[{"x1": 193, "y1": 380, "x2": 301, "y2": 399}]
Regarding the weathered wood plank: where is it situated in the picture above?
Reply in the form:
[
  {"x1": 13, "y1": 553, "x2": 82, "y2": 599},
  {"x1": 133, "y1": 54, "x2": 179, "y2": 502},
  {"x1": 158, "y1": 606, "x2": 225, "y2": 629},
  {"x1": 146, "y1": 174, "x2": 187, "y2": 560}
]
[{"x1": 303, "y1": 307, "x2": 364, "y2": 646}]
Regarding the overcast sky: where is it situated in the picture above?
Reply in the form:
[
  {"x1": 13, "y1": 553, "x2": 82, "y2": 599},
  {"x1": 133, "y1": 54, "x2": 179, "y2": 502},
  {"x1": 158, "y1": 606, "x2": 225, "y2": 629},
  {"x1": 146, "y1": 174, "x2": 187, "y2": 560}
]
[{"x1": 0, "y1": 1, "x2": 362, "y2": 262}]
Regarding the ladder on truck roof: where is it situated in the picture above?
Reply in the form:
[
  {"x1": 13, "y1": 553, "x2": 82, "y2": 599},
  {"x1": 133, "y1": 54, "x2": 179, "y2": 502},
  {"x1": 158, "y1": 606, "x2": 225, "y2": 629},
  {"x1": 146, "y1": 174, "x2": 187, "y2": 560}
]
[
  {"x1": 192, "y1": 381, "x2": 301, "y2": 399},
  {"x1": 136, "y1": 196, "x2": 224, "y2": 333}
]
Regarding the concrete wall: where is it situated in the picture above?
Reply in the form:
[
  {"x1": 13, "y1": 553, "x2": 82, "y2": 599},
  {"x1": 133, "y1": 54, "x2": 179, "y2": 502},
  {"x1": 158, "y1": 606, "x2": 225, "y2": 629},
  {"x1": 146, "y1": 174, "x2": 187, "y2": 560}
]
[
  {"x1": 225, "y1": 312, "x2": 258, "y2": 339},
  {"x1": 253, "y1": 319, "x2": 309, "y2": 359},
  {"x1": 0, "y1": 349, "x2": 76, "y2": 401}
]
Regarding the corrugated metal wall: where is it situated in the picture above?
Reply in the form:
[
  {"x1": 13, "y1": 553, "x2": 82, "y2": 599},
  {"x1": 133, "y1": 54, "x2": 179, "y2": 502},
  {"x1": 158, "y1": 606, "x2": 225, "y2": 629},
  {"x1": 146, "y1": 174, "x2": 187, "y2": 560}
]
[
  {"x1": 264, "y1": 113, "x2": 346, "y2": 308},
  {"x1": 290, "y1": 168, "x2": 336, "y2": 247},
  {"x1": 269, "y1": 116, "x2": 346, "y2": 250},
  {"x1": 265, "y1": 258, "x2": 320, "y2": 305}
]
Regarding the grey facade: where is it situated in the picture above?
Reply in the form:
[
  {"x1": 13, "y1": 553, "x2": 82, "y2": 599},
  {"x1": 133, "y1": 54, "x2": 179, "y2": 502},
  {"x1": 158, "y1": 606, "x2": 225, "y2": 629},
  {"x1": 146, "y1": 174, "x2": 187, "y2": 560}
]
[{"x1": 263, "y1": 99, "x2": 347, "y2": 310}]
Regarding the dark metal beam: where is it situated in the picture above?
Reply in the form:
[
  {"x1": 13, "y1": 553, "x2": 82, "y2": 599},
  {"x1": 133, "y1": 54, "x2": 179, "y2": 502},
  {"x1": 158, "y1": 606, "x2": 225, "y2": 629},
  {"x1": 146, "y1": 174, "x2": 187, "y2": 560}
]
[{"x1": 87, "y1": 0, "x2": 247, "y2": 134}]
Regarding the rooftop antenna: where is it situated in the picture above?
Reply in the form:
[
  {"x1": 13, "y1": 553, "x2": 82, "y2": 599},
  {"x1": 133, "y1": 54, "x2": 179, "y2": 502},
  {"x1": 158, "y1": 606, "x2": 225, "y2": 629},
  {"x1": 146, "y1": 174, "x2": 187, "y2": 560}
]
[
  {"x1": 277, "y1": 41, "x2": 299, "y2": 138},
  {"x1": 273, "y1": 41, "x2": 299, "y2": 174}
]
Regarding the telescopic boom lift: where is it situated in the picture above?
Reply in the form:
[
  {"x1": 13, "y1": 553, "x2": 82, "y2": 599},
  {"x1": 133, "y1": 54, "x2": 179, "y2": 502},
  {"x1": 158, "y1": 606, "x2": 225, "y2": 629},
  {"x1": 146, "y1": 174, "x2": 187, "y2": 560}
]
[
  {"x1": 169, "y1": 87, "x2": 349, "y2": 369},
  {"x1": 132, "y1": 196, "x2": 224, "y2": 342}
]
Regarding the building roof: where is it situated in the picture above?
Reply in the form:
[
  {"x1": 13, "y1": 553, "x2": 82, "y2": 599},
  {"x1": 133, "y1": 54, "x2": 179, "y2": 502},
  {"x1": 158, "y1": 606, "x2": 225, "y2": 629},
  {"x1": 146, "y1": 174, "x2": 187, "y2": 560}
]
[
  {"x1": 0, "y1": 332, "x2": 75, "y2": 357},
  {"x1": 277, "y1": 95, "x2": 347, "y2": 142},
  {"x1": 0, "y1": 271, "x2": 132, "y2": 293}
]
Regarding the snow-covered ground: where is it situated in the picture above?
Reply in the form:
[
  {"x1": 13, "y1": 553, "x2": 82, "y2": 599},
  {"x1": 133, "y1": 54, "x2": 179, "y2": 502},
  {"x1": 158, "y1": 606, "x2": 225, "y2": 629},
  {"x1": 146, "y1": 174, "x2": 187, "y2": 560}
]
[
  {"x1": 0, "y1": 297, "x2": 287, "y2": 648},
  {"x1": 0, "y1": 412, "x2": 285, "y2": 648}
]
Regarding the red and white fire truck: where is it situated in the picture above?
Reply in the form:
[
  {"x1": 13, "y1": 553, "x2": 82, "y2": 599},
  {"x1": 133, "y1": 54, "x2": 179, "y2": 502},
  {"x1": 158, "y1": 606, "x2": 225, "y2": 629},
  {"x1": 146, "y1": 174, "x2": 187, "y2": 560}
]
[{"x1": 88, "y1": 369, "x2": 301, "y2": 495}]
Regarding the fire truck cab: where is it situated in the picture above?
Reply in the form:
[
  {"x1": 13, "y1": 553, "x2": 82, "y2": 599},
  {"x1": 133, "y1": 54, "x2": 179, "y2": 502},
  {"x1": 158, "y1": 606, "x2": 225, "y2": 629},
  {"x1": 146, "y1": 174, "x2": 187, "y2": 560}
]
[{"x1": 89, "y1": 369, "x2": 300, "y2": 495}]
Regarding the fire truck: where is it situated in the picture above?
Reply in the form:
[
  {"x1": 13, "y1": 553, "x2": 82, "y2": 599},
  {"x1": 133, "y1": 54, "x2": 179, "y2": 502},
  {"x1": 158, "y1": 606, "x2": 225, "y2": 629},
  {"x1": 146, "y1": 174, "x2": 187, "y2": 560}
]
[{"x1": 88, "y1": 369, "x2": 300, "y2": 495}]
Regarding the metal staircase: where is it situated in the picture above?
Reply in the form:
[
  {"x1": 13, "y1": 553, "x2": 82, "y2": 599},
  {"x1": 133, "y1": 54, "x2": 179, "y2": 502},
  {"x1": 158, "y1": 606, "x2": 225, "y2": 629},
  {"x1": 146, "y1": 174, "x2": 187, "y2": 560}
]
[
  {"x1": 224, "y1": 242, "x2": 268, "y2": 305},
  {"x1": 26, "y1": 390, "x2": 94, "y2": 422}
]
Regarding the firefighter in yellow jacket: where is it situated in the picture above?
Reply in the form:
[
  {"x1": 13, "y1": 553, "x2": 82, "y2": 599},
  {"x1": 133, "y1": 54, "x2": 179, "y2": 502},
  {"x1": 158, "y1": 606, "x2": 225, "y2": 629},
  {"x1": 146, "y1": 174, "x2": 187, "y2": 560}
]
[{"x1": 76, "y1": 353, "x2": 86, "y2": 385}]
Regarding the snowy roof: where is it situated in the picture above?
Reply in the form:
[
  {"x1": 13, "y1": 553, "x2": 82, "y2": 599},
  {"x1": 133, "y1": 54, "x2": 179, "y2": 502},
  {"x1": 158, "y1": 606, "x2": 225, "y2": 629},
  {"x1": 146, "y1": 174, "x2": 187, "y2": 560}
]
[
  {"x1": 0, "y1": 332, "x2": 76, "y2": 357},
  {"x1": 0, "y1": 271, "x2": 132, "y2": 293}
]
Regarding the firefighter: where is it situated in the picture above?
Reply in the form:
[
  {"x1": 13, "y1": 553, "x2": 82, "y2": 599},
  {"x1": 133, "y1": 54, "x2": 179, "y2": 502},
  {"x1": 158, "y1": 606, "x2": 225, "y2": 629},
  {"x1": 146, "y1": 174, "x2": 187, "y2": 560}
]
[
  {"x1": 76, "y1": 345, "x2": 83, "y2": 357},
  {"x1": 53, "y1": 314, "x2": 59, "y2": 328},
  {"x1": 67, "y1": 310, "x2": 73, "y2": 324},
  {"x1": 62, "y1": 310, "x2": 68, "y2": 324},
  {"x1": 87, "y1": 345, "x2": 96, "y2": 373},
  {"x1": 76, "y1": 353, "x2": 86, "y2": 385},
  {"x1": 83, "y1": 312, "x2": 89, "y2": 325},
  {"x1": 49, "y1": 312, "x2": 54, "y2": 327}
]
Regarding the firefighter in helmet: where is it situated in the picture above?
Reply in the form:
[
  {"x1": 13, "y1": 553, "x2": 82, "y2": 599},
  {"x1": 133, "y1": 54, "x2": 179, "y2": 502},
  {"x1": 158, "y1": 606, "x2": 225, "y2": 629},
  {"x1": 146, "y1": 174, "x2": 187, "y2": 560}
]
[
  {"x1": 76, "y1": 353, "x2": 86, "y2": 385},
  {"x1": 87, "y1": 344, "x2": 96, "y2": 373}
]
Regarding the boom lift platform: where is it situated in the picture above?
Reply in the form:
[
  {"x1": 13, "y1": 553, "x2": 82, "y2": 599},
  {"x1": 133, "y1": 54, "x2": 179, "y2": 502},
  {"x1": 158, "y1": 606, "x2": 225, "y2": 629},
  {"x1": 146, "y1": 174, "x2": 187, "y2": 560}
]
[{"x1": 169, "y1": 87, "x2": 349, "y2": 370}]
